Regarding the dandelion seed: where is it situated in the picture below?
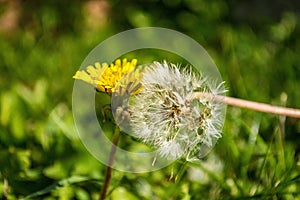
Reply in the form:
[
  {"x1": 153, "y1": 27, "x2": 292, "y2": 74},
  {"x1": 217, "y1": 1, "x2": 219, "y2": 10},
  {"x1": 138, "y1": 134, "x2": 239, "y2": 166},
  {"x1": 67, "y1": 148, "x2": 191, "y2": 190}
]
[{"x1": 128, "y1": 61, "x2": 226, "y2": 160}]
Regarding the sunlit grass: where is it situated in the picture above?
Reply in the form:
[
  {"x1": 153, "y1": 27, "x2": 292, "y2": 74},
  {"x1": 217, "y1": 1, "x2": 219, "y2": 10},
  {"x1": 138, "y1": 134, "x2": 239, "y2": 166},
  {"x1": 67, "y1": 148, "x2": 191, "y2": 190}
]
[{"x1": 0, "y1": 1, "x2": 300, "y2": 199}]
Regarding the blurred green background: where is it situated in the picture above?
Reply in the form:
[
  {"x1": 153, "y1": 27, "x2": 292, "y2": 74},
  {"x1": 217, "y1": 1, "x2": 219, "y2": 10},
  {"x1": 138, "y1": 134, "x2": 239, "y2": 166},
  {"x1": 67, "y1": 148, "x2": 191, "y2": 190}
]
[{"x1": 0, "y1": 0, "x2": 300, "y2": 199}]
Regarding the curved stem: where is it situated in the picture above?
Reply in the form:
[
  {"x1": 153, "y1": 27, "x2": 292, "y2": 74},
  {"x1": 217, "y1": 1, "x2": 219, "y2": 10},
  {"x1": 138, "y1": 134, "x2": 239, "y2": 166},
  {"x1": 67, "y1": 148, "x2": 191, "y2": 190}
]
[
  {"x1": 194, "y1": 92, "x2": 300, "y2": 118},
  {"x1": 99, "y1": 125, "x2": 120, "y2": 200}
]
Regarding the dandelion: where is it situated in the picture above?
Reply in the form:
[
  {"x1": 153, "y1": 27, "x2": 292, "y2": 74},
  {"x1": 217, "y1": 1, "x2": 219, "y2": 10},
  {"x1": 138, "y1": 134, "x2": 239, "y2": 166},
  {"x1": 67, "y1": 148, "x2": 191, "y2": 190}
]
[
  {"x1": 73, "y1": 58, "x2": 138, "y2": 95},
  {"x1": 128, "y1": 61, "x2": 226, "y2": 160},
  {"x1": 73, "y1": 58, "x2": 144, "y2": 200}
]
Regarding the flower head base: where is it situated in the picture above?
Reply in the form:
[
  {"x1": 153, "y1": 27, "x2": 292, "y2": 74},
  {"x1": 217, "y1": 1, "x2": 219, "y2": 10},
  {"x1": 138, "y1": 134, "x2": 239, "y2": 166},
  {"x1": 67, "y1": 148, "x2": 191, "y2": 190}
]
[
  {"x1": 73, "y1": 59, "x2": 138, "y2": 95},
  {"x1": 128, "y1": 61, "x2": 226, "y2": 161}
]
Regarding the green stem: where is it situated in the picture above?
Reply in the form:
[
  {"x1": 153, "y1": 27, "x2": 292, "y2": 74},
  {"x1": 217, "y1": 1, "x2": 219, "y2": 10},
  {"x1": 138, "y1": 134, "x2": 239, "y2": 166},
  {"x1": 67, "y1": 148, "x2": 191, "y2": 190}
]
[{"x1": 99, "y1": 125, "x2": 120, "y2": 200}]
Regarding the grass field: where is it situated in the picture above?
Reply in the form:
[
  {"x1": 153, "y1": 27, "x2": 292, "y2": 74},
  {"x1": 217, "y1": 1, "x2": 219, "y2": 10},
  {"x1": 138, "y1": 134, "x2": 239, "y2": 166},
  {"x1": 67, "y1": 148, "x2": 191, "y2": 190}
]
[{"x1": 0, "y1": 0, "x2": 299, "y2": 199}]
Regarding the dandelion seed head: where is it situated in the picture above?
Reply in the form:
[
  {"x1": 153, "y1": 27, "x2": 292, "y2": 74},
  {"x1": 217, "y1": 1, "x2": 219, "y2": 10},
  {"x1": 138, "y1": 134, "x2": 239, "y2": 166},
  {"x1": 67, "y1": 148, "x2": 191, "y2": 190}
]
[{"x1": 128, "y1": 61, "x2": 226, "y2": 160}]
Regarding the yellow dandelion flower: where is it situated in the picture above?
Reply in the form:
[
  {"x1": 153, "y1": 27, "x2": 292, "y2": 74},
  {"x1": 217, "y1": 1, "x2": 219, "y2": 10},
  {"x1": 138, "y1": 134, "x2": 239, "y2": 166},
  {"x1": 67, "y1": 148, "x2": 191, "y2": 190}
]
[{"x1": 73, "y1": 58, "x2": 140, "y2": 95}]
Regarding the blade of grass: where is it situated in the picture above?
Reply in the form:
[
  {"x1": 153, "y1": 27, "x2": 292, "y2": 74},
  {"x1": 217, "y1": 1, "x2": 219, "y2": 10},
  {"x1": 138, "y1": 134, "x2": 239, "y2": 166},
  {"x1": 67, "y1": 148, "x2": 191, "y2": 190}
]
[{"x1": 21, "y1": 176, "x2": 99, "y2": 200}]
